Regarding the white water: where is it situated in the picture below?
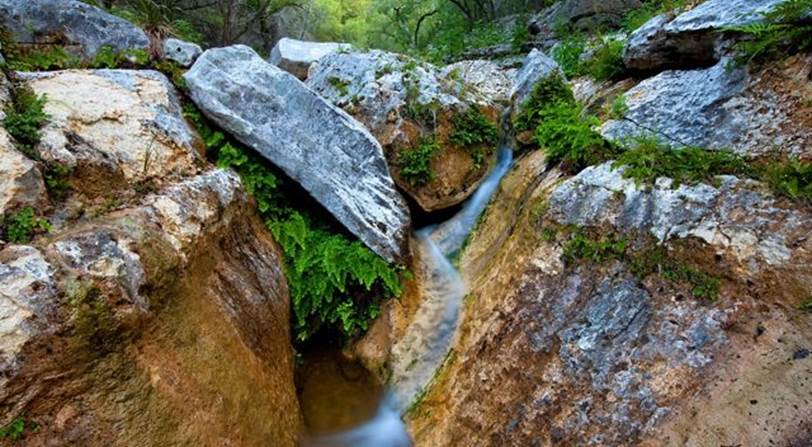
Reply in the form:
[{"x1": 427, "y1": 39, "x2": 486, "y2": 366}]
[{"x1": 308, "y1": 145, "x2": 514, "y2": 446}]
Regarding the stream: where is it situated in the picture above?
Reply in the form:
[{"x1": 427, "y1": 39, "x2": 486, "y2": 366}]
[{"x1": 300, "y1": 146, "x2": 514, "y2": 446}]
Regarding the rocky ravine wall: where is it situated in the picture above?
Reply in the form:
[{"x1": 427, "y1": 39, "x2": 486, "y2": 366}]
[{"x1": 0, "y1": 68, "x2": 302, "y2": 445}]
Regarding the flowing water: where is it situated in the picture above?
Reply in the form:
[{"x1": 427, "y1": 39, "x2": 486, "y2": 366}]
[{"x1": 301, "y1": 145, "x2": 514, "y2": 446}]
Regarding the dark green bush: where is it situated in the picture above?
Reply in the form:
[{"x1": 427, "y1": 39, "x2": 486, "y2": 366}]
[
  {"x1": 514, "y1": 73, "x2": 575, "y2": 132},
  {"x1": 398, "y1": 137, "x2": 440, "y2": 186},
  {"x1": 552, "y1": 35, "x2": 586, "y2": 78},
  {"x1": 3, "y1": 85, "x2": 49, "y2": 159},
  {"x1": 562, "y1": 230, "x2": 628, "y2": 264},
  {"x1": 534, "y1": 102, "x2": 620, "y2": 172},
  {"x1": 449, "y1": 107, "x2": 499, "y2": 167},
  {"x1": 582, "y1": 38, "x2": 626, "y2": 81},
  {"x1": 2, "y1": 207, "x2": 51, "y2": 244}
]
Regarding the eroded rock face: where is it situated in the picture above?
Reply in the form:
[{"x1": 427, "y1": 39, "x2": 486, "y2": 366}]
[
  {"x1": 162, "y1": 38, "x2": 203, "y2": 68},
  {"x1": 404, "y1": 149, "x2": 812, "y2": 446},
  {"x1": 623, "y1": 0, "x2": 785, "y2": 71},
  {"x1": 17, "y1": 69, "x2": 204, "y2": 205},
  {"x1": 270, "y1": 37, "x2": 350, "y2": 80},
  {"x1": 0, "y1": 130, "x2": 46, "y2": 216},
  {"x1": 529, "y1": 0, "x2": 643, "y2": 37},
  {"x1": 601, "y1": 57, "x2": 812, "y2": 158},
  {"x1": 307, "y1": 49, "x2": 501, "y2": 212},
  {"x1": 185, "y1": 45, "x2": 410, "y2": 262},
  {"x1": 441, "y1": 60, "x2": 517, "y2": 107},
  {"x1": 0, "y1": 0, "x2": 149, "y2": 60}
]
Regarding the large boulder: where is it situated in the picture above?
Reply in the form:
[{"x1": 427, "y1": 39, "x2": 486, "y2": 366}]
[
  {"x1": 404, "y1": 147, "x2": 812, "y2": 446},
  {"x1": 184, "y1": 45, "x2": 410, "y2": 263},
  {"x1": 307, "y1": 49, "x2": 502, "y2": 212},
  {"x1": 19, "y1": 69, "x2": 204, "y2": 203},
  {"x1": 529, "y1": 0, "x2": 643, "y2": 37},
  {"x1": 162, "y1": 38, "x2": 202, "y2": 68},
  {"x1": 270, "y1": 37, "x2": 350, "y2": 80},
  {"x1": 441, "y1": 60, "x2": 517, "y2": 107},
  {"x1": 0, "y1": 0, "x2": 149, "y2": 60},
  {"x1": 601, "y1": 57, "x2": 812, "y2": 158},
  {"x1": 623, "y1": 0, "x2": 786, "y2": 71},
  {"x1": 510, "y1": 49, "x2": 562, "y2": 116}
]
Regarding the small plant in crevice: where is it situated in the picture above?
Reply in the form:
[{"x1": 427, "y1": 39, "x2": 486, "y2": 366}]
[
  {"x1": 3, "y1": 84, "x2": 49, "y2": 159},
  {"x1": 398, "y1": 137, "x2": 440, "y2": 187},
  {"x1": 562, "y1": 230, "x2": 629, "y2": 264},
  {"x1": 328, "y1": 76, "x2": 351, "y2": 97},
  {"x1": 725, "y1": 0, "x2": 812, "y2": 66},
  {"x1": 552, "y1": 34, "x2": 587, "y2": 78},
  {"x1": 607, "y1": 93, "x2": 629, "y2": 120},
  {"x1": 582, "y1": 38, "x2": 626, "y2": 81},
  {"x1": 629, "y1": 245, "x2": 720, "y2": 302},
  {"x1": 754, "y1": 157, "x2": 812, "y2": 203},
  {"x1": 799, "y1": 297, "x2": 812, "y2": 311},
  {"x1": 514, "y1": 73, "x2": 576, "y2": 132},
  {"x1": 43, "y1": 162, "x2": 74, "y2": 201},
  {"x1": 0, "y1": 417, "x2": 36, "y2": 441},
  {"x1": 449, "y1": 107, "x2": 498, "y2": 168},
  {"x1": 2, "y1": 207, "x2": 51, "y2": 244},
  {"x1": 3, "y1": 45, "x2": 80, "y2": 71}
]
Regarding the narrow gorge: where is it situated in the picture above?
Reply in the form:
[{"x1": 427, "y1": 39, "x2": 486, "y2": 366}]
[{"x1": 0, "y1": 0, "x2": 810, "y2": 446}]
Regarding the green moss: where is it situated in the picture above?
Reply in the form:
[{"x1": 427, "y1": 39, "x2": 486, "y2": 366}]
[
  {"x1": 2, "y1": 207, "x2": 51, "y2": 244},
  {"x1": 3, "y1": 84, "x2": 49, "y2": 159},
  {"x1": 562, "y1": 230, "x2": 628, "y2": 264},
  {"x1": 630, "y1": 245, "x2": 720, "y2": 301},
  {"x1": 612, "y1": 137, "x2": 750, "y2": 187},
  {"x1": 397, "y1": 137, "x2": 440, "y2": 187},
  {"x1": 67, "y1": 281, "x2": 119, "y2": 352}
]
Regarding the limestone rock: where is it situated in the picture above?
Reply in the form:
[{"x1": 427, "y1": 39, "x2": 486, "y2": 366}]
[
  {"x1": 442, "y1": 59, "x2": 517, "y2": 107},
  {"x1": 269, "y1": 37, "x2": 350, "y2": 80},
  {"x1": 530, "y1": 0, "x2": 643, "y2": 37},
  {"x1": 601, "y1": 58, "x2": 812, "y2": 158},
  {"x1": 0, "y1": 0, "x2": 149, "y2": 60},
  {"x1": 0, "y1": 131, "x2": 46, "y2": 216},
  {"x1": 162, "y1": 38, "x2": 202, "y2": 68},
  {"x1": 510, "y1": 49, "x2": 562, "y2": 120},
  {"x1": 308, "y1": 49, "x2": 502, "y2": 212},
  {"x1": 623, "y1": 0, "x2": 786, "y2": 71},
  {"x1": 19, "y1": 69, "x2": 203, "y2": 193},
  {"x1": 184, "y1": 45, "x2": 410, "y2": 263}
]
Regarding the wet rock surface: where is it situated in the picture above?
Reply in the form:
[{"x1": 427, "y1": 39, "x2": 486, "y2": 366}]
[
  {"x1": 185, "y1": 45, "x2": 410, "y2": 262},
  {"x1": 307, "y1": 49, "x2": 501, "y2": 212},
  {"x1": 0, "y1": 0, "x2": 149, "y2": 60}
]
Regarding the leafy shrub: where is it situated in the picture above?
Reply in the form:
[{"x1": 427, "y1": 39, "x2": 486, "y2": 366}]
[
  {"x1": 582, "y1": 38, "x2": 626, "y2": 81},
  {"x1": 534, "y1": 102, "x2": 620, "y2": 172},
  {"x1": 44, "y1": 162, "x2": 74, "y2": 201},
  {"x1": 4, "y1": 46, "x2": 80, "y2": 71},
  {"x1": 725, "y1": 0, "x2": 812, "y2": 66},
  {"x1": 514, "y1": 73, "x2": 575, "y2": 132},
  {"x1": 612, "y1": 137, "x2": 749, "y2": 187},
  {"x1": 2, "y1": 207, "x2": 51, "y2": 244},
  {"x1": 3, "y1": 85, "x2": 49, "y2": 159},
  {"x1": 607, "y1": 93, "x2": 629, "y2": 120},
  {"x1": 0, "y1": 417, "x2": 32, "y2": 441},
  {"x1": 186, "y1": 105, "x2": 403, "y2": 342},
  {"x1": 562, "y1": 230, "x2": 628, "y2": 264},
  {"x1": 91, "y1": 45, "x2": 151, "y2": 69},
  {"x1": 552, "y1": 35, "x2": 586, "y2": 78},
  {"x1": 755, "y1": 157, "x2": 812, "y2": 203},
  {"x1": 398, "y1": 137, "x2": 440, "y2": 186},
  {"x1": 449, "y1": 107, "x2": 499, "y2": 167}
]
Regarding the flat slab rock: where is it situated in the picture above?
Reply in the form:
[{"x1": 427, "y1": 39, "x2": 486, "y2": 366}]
[
  {"x1": 0, "y1": 0, "x2": 149, "y2": 59},
  {"x1": 269, "y1": 37, "x2": 350, "y2": 80},
  {"x1": 184, "y1": 45, "x2": 410, "y2": 263}
]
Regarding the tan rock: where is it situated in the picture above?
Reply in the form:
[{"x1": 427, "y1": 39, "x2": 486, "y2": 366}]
[{"x1": 0, "y1": 130, "x2": 47, "y2": 215}]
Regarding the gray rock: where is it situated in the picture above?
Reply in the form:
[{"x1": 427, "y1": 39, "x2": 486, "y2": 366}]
[
  {"x1": 600, "y1": 60, "x2": 811, "y2": 157},
  {"x1": 529, "y1": 0, "x2": 643, "y2": 36},
  {"x1": 548, "y1": 162, "x2": 810, "y2": 267},
  {"x1": 184, "y1": 45, "x2": 410, "y2": 263},
  {"x1": 441, "y1": 59, "x2": 517, "y2": 107},
  {"x1": 0, "y1": 0, "x2": 149, "y2": 59},
  {"x1": 163, "y1": 38, "x2": 202, "y2": 68},
  {"x1": 623, "y1": 0, "x2": 785, "y2": 71},
  {"x1": 270, "y1": 38, "x2": 350, "y2": 80},
  {"x1": 510, "y1": 49, "x2": 562, "y2": 116}
]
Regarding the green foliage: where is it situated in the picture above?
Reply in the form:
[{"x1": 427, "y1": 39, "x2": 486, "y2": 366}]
[
  {"x1": 514, "y1": 73, "x2": 575, "y2": 132},
  {"x1": 725, "y1": 0, "x2": 812, "y2": 66},
  {"x1": 799, "y1": 297, "x2": 812, "y2": 311},
  {"x1": 622, "y1": 0, "x2": 690, "y2": 33},
  {"x1": 630, "y1": 245, "x2": 720, "y2": 301},
  {"x1": 582, "y1": 38, "x2": 626, "y2": 81},
  {"x1": 186, "y1": 105, "x2": 403, "y2": 342},
  {"x1": 755, "y1": 157, "x2": 812, "y2": 203},
  {"x1": 534, "y1": 101, "x2": 620, "y2": 172},
  {"x1": 0, "y1": 417, "x2": 34, "y2": 441},
  {"x1": 328, "y1": 76, "x2": 351, "y2": 97},
  {"x1": 449, "y1": 107, "x2": 499, "y2": 167},
  {"x1": 552, "y1": 34, "x2": 587, "y2": 78},
  {"x1": 612, "y1": 137, "x2": 749, "y2": 187},
  {"x1": 2, "y1": 207, "x2": 51, "y2": 244},
  {"x1": 91, "y1": 45, "x2": 151, "y2": 69},
  {"x1": 511, "y1": 18, "x2": 531, "y2": 51},
  {"x1": 398, "y1": 137, "x2": 440, "y2": 186},
  {"x1": 562, "y1": 230, "x2": 628, "y2": 264},
  {"x1": 3, "y1": 85, "x2": 49, "y2": 159},
  {"x1": 43, "y1": 162, "x2": 74, "y2": 201},
  {"x1": 4, "y1": 46, "x2": 80, "y2": 71},
  {"x1": 607, "y1": 94, "x2": 628, "y2": 120}
]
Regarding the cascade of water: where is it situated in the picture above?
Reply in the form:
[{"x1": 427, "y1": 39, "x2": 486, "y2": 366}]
[{"x1": 308, "y1": 144, "x2": 514, "y2": 446}]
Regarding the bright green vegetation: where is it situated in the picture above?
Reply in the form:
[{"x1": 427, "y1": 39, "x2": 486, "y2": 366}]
[
  {"x1": 550, "y1": 25, "x2": 626, "y2": 82},
  {"x1": 756, "y1": 157, "x2": 812, "y2": 203},
  {"x1": 725, "y1": 0, "x2": 812, "y2": 66},
  {"x1": 514, "y1": 73, "x2": 575, "y2": 132},
  {"x1": 3, "y1": 85, "x2": 49, "y2": 159},
  {"x1": 449, "y1": 107, "x2": 499, "y2": 167},
  {"x1": 613, "y1": 137, "x2": 750, "y2": 187},
  {"x1": 2, "y1": 46, "x2": 79, "y2": 71},
  {"x1": 583, "y1": 38, "x2": 625, "y2": 81},
  {"x1": 622, "y1": 0, "x2": 690, "y2": 33},
  {"x1": 2, "y1": 207, "x2": 51, "y2": 244},
  {"x1": 799, "y1": 297, "x2": 812, "y2": 311},
  {"x1": 552, "y1": 34, "x2": 587, "y2": 78},
  {"x1": 184, "y1": 105, "x2": 403, "y2": 342},
  {"x1": 557, "y1": 227, "x2": 721, "y2": 301},
  {"x1": 328, "y1": 76, "x2": 351, "y2": 96},
  {"x1": 607, "y1": 94, "x2": 628, "y2": 120},
  {"x1": 90, "y1": 45, "x2": 150, "y2": 68},
  {"x1": 398, "y1": 137, "x2": 440, "y2": 186},
  {"x1": 0, "y1": 417, "x2": 35, "y2": 441}
]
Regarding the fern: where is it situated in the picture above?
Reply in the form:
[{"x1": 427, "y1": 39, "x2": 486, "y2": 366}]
[{"x1": 725, "y1": 0, "x2": 812, "y2": 65}]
